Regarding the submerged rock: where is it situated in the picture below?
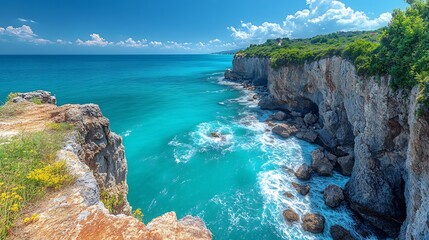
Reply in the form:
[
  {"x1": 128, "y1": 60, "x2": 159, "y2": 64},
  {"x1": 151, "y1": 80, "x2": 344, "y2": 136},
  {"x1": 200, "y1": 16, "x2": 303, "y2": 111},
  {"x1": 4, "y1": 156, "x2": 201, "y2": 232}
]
[
  {"x1": 302, "y1": 213, "x2": 325, "y2": 234},
  {"x1": 292, "y1": 182, "x2": 310, "y2": 196},
  {"x1": 283, "y1": 192, "x2": 294, "y2": 199},
  {"x1": 283, "y1": 208, "x2": 299, "y2": 223},
  {"x1": 330, "y1": 225, "x2": 355, "y2": 240},
  {"x1": 294, "y1": 164, "x2": 312, "y2": 180},
  {"x1": 210, "y1": 132, "x2": 220, "y2": 138},
  {"x1": 323, "y1": 185, "x2": 344, "y2": 208}
]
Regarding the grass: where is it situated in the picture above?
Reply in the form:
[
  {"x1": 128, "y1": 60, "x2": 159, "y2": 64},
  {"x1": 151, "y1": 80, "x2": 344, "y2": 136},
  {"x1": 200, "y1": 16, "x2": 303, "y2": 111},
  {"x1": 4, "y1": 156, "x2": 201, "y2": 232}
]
[
  {"x1": 0, "y1": 124, "x2": 74, "y2": 238},
  {"x1": 0, "y1": 102, "x2": 25, "y2": 120}
]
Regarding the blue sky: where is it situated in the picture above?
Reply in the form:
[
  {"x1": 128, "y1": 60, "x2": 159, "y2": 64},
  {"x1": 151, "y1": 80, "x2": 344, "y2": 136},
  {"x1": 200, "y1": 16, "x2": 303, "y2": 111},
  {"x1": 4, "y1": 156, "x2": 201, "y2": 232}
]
[{"x1": 0, "y1": 0, "x2": 408, "y2": 54}]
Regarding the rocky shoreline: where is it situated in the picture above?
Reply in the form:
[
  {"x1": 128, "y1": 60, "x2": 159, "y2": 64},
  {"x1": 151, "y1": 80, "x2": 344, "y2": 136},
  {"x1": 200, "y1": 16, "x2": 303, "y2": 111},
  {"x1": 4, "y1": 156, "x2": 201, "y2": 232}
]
[
  {"x1": 224, "y1": 55, "x2": 429, "y2": 239},
  {"x1": 223, "y1": 74, "x2": 362, "y2": 239}
]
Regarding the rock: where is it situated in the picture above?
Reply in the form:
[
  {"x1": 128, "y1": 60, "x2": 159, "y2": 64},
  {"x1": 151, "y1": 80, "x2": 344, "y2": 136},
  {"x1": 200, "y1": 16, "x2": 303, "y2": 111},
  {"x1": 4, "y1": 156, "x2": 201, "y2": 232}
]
[
  {"x1": 291, "y1": 111, "x2": 302, "y2": 117},
  {"x1": 311, "y1": 149, "x2": 333, "y2": 176},
  {"x1": 272, "y1": 124, "x2": 298, "y2": 138},
  {"x1": 304, "y1": 113, "x2": 318, "y2": 125},
  {"x1": 224, "y1": 69, "x2": 233, "y2": 79},
  {"x1": 283, "y1": 209, "x2": 299, "y2": 223},
  {"x1": 211, "y1": 132, "x2": 220, "y2": 138},
  {"x1": 311, "y1": 149, "x2": 325, "y2": 162},
  {"x1": 294, "y1": 164, "x2": 312, "y2": 180},
  {"x1": 325, "y1": 151, "x2": 338, "y2": 164},
  {"x1": 300, "y1": 130, "x2": 318, "y2": 143},
  {"x1": 272, "y1": 111, "x2": 286, "y2": 121},
  {"x1": 295, "y1": 117, "x2": 305, "y2": 127},
  {"x1": 330, "y1": 225, "x2": 355, "y2": 240},
  {"x1": 323, "y1": 185, "x2": 345, "y2": 208},
  {"x1": 258, "y1": 96, "x2": 277, "y2": 110},
  {"x1": 292, "y1": 182, "x2": 310, "y2": 196},
  {"x1": 315, "y1": 129, "x2": 337, "y2": 149},
  {"x1": 313, "y1": 157, "x2": 333, "y2": 176},
  {"x1": 337, "y1": 155, "x2": 354, "y2": 176},
  {"x1": 283, "y1": 192, "x2": 294, "y2": 199},
  {"x1": 13, "y1": 90, "x2": 56, "y2": 105},
  {"x1": 253, "y1": 94, "x2": 258, "y2": 100},
  {"x1": 302, "y1": 213, "x2": 325, "y2": 234}
]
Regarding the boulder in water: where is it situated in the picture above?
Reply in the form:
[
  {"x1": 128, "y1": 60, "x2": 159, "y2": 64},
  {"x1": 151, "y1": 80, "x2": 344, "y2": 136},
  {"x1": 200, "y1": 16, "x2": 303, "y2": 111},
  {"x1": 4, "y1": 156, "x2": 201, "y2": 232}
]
[
  {"x1": 292, "y1": 182, "x2": 310, "y2": 196},
  {"x1": 272, "y1": 124, "x2": 298, "y2": 138},
  {"x1": 330, "y1": 225, "x2": 355, "y2": 240},
  {"x1": 283, "y1": 208, "x2": 299, "y2": 223},
  {"x1": 302, "y1": 213, "x2": 325, "y2": 234},
  {"x1": 294, "y1": 164, "x2": 312, "y2": 180},
  {"x1": 323, "y1": 185, "x2": 344, "y2": 208},
  {"x1": 210, "y1": 132, "x2": 220, "y2": 138}
]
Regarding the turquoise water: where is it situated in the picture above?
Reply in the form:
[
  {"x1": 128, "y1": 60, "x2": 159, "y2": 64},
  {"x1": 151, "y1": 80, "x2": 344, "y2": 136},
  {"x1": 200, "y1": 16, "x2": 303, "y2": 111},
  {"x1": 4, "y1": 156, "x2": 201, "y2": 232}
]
[{"x1": 0, "y1": 55, "x2": 360, "y2": 239}]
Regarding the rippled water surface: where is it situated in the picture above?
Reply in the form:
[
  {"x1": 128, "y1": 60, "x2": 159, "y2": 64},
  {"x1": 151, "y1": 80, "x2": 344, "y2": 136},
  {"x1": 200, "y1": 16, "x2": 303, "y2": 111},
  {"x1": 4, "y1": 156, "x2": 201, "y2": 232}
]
[{"x1": 0, "y1": 55, "x2": 362, "y2": 239}]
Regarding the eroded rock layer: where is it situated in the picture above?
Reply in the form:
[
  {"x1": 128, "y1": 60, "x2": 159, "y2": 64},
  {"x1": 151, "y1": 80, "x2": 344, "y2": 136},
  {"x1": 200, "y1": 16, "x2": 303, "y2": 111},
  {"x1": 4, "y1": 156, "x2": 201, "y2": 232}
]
[{"x1": 227, "y1": 57, "x2": 428, "y2": 238}]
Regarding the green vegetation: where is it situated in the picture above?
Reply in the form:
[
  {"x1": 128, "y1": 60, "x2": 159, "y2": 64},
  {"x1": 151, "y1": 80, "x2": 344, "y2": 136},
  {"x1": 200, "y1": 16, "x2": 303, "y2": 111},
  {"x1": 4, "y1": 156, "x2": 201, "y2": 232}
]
[
  {"x1": 0, "y1": 102, "x2": 24, "y2": 119},
  {"x1": 0, "y1": 131, "x2": 73, "y2": 238},
  {"x1": 0, "y1": 93, "x2": 74, "y2": 238},
  {"x1": 132, "y1": 208, "x2": 144, "y2": 222},
  {"x1": 100, "y1": 190, "x2": 125, "y2": 214},
  {"x1": 238, "y1": 0, "x2": 429, "y2": 115},
  {"x1": 237, "y1": 31, "x2": 382, "y2": 70}
]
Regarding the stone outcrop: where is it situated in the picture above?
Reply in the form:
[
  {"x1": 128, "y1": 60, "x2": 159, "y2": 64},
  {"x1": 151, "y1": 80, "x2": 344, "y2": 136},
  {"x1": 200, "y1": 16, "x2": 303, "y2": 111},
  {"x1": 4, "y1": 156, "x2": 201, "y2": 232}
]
[
  {"x1": 7, "y1": 92, "x2": 212, "y2": 240},
  {"x1": 228, "y1": 55, "x2": 428, "y2": 238},
  {"x1": 224, "y1": 56, "x2": 269, "y2": 86},
  {"x1": 292, "y1": 182, "x2": 310, "y2": 196},
  {"x1": 12, "y1": 90, "x2": 57, "y2": 104}
]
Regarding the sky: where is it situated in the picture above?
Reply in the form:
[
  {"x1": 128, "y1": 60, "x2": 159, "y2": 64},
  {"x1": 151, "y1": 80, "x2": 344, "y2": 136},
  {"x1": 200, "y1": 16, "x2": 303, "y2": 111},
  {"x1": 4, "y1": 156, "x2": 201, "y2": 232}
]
[{"x1": 0, "y1": 0, "x2": 408, "y2": 54}]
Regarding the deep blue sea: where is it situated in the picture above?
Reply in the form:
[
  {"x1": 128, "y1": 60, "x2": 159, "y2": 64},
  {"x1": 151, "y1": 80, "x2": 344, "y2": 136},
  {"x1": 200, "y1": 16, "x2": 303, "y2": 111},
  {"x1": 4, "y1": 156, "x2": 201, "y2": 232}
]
[{"x1": 0, "y1": 55, "x2": 362, "y2": 239}]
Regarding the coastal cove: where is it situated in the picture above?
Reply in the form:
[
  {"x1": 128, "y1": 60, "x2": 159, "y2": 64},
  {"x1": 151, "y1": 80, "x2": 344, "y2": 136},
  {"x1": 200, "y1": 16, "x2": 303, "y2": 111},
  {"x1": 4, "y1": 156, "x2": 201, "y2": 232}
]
[{"x1": 1, "y1": 55, "x2": 366, "y2": 239}]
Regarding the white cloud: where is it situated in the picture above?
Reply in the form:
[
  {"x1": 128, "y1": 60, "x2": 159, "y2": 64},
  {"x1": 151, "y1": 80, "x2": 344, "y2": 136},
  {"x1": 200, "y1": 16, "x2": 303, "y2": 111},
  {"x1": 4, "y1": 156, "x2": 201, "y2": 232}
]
[
  {"x1": 164, "y1": 41, "x2": 191, "y2": 50},
  {"x1": 150, "y1": 41, "x2": 163, "y2": 47},
  {"x1": 18, "y1": 18, "x2": 36, "y2": 23},
  {"x1": 228, "y1": 21, "x2": 289, "y2": 42},
  {"x1": 209, "y1": 38, "x2": 221, "y2": 43},
  {"x1": 116, "y1": 38, "x2": 148, "y2": 48},
  {"x1": 76, "y1": 33, "x2": 111, "y2": 46},
  {"x1": 0, "y1": 25, "x2": 51, "y2": 44},
  {"x1": 56, "y1": 39, "x2": 72, "y2": 45},
  {"x1": 228, "y1": 0, "x2": 392, "y2": 41}
]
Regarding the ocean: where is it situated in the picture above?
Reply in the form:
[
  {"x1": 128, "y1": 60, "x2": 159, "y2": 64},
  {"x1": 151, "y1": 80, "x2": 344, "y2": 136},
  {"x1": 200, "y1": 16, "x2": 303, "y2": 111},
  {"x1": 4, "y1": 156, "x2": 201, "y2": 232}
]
[{"x1": 0, "y1": 55, "x2": 361, "y2": 239}]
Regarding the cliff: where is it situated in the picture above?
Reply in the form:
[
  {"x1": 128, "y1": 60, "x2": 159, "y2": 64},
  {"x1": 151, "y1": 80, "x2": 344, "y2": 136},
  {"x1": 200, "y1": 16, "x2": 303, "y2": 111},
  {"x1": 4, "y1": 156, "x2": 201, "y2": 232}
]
[
  {"x1": 2, "y1": 91, "x2": 212, "y2": 240},
  {"x1": 226, "y1": 57, "x2": 429, "y2": 238}
]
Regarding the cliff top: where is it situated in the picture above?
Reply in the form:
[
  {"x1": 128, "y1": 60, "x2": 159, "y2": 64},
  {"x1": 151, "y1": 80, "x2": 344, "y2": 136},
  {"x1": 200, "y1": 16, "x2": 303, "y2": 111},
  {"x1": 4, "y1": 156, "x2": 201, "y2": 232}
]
[
  {"x1": 236, "y1": 0, "x2": 429, "y2": 116},
  {"x1": 0, "y1": 91, "x2": 212, "y2": 240}
]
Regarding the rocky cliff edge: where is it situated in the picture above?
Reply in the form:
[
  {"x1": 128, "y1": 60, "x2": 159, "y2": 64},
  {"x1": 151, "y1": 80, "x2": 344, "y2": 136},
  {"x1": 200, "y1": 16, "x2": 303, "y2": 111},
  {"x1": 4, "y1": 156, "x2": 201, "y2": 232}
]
[{"x1": 1, "y1": 91, "x2": 212, "y2": 240}]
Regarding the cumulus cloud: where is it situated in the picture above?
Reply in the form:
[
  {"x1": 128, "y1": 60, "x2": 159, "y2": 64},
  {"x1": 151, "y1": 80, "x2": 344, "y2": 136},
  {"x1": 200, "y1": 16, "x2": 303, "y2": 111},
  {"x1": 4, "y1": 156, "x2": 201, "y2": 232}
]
[
  {"x1": 18, "y1": 18, "x2": 36, "y2": 23},
  {"x1": 116, "y1": 38, "x2": 148, "y2": 48},
  {"x1": 0, "y1": 25, "x2": 51, "y2": 44},
  {"x1": 76, "y1": 33, "x2": 111, "y2": 46},
  {"x1": 229, "y1": 0, "x2": 392, "y2": 41},
  {"x1": 150, "y1": 41, "x2": 163, "y2": 47},
  {"x1": 228, "y1": 21, "x2": 290, "y2": 42}
]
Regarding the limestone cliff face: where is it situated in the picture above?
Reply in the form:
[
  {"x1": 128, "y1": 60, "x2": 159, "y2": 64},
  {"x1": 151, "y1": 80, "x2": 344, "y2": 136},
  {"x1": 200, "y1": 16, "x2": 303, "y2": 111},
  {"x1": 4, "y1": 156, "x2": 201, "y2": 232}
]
[
  {"x1": 225, "y1": 56, "x2": 269, "y2": 86},
  {"x1": 228, "y1": 56, "x2": 428, "y2": 238},
  {"x1": 8, "y1": 91, "x2": 212, "y2": 240}
]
